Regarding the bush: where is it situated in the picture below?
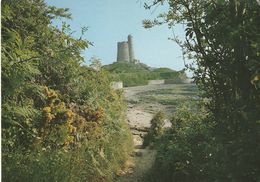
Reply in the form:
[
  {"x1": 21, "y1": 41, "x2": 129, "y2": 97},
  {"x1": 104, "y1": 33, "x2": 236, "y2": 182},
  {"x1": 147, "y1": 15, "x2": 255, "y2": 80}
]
[
  {"x1": 119, "y1": 72, "x2": 149, "y2": 87},
  {"x1": 2, "y1": 70, "x2": 133, "y2": 181},
  {"x1": 2, "y1": 1, "x2": 133, "y2": 181},
  {"x1": 146, "y1": 103, "x2": 215, "y2": 182},
  {"x1": 144, "y1": 1, "x2": 260, "y2": 181},
  {"x1": 143, "y1": 111, "x2": 165, "y2": 147}
]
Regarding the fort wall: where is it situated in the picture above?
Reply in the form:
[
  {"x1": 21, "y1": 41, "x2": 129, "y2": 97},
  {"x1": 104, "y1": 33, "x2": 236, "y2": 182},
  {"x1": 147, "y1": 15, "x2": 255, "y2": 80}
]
[
  {"x1": 110, "y1": 81, "x2": 123, "y2": 89},
  {"x1": 148, "y1": 80, "x2": 165, "y2": 85}
]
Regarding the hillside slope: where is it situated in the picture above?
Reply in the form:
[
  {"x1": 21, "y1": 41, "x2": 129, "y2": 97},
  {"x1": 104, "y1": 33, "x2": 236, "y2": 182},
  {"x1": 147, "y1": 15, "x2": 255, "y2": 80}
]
[{"x1": 103, "y1": 62, "x2": 187, "y2": 87}]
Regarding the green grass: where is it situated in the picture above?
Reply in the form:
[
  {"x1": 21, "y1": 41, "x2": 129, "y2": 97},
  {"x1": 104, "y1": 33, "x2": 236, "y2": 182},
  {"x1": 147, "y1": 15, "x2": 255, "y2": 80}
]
[
  {"x1": 103, "y1": 62, "x2": 150, "y2": 73},
  {"x1": 103, "y1": 62, "x2": 187, "y2": 87},
  {"x1": 128, "y1": 84, "x2": 199, "y2": 118},
  {"x1": 137, "y1": 85, "x2": 198, "y2": 105}
]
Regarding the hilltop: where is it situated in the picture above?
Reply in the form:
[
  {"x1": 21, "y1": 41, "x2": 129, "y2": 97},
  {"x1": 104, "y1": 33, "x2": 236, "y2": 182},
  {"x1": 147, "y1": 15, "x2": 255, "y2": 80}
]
[
  {"x1": 103, "y1": 62, "x2": 187, "y2": 87},
  {"x1": 103, "y1": 62, "x2": 151, "y2": 73}
]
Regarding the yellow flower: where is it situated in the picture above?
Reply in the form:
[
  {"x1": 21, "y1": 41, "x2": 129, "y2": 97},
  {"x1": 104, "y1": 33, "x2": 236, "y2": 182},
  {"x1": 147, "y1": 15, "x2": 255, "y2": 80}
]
[
  {"x1": 50, "y1": 102, "x2": 55, "y2": 108},
  {"x1": 60, "y1": 102, "x2": 65, "y2": 108},
  {"x1": 68, "y1": 124, "x2": 77, "y2": 133},
  {"x1": 46, "y1": 113, "x2": 55, "y2": 122},
  {"x1": 47, "y1": 90, "x2": 58, "y2": 98},
  {"x1": 43, "y1": 107, "x2": 51, "y2": 113},
  {"x1": 66, "y1": 110, "x2": 74, "y2": 119},
  {"x1": 68, "y1": 125, "x2": 73, "y2": 132},
  {"x1": 65, "y1": 136, "x2": 74, "y2": 145},
  {"x1": 47, "y1": 113, "x2": 52, "y2": 121}
]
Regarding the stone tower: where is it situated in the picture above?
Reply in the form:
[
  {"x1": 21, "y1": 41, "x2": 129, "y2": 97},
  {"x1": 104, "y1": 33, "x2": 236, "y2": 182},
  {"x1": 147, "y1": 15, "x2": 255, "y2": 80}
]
[
  {"x1": 128, "y1": 34, "x2": 135, "y2": 62},
  {"x1": 117, "y1": 41, "x2": 130, "y2": 62},
  {"x1": 117, "y1": 35, "x2": 135, "y2": 63}
]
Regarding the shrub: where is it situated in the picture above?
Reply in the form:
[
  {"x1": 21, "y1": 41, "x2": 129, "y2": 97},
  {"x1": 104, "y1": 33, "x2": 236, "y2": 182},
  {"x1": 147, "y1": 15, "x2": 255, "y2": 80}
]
[
  {"x1": 146, "y1": 103, "x2": 215, "y2": 182},
  {"x1": 143, "y1": 111, "x2": 165, "y2": 147},
  {"x1": 2, "y1": 1, "x2": 133, "y2": 181}
]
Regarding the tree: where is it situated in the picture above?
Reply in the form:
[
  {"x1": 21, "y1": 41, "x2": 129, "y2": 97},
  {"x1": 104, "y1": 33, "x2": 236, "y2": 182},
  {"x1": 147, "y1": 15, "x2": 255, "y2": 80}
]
[
  {"x1": 144, "y1": 0, "x2": 260, "y2": 180},
  {"x1": 89, "y1": 56, "x2": 102, "y2": 71}
]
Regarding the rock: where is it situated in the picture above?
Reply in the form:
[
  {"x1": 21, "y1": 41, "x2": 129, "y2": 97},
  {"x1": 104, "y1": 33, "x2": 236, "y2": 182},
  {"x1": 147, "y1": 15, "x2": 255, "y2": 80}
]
[
  {"x1": 116, "y1": 170, "x2": 124, "y2": 176},
  {"x1": 135, "y1": 151, "x2": 143, "y2": 157},
  {"x1": 128, "y1": 168, "x2": 134, "y2": 174},
  {"x1": 130, "y1": 126, "x2": 149, "y2": 132},
  {"x1": 129, "y1": 104, "x2": 134, "y2": 108},
  {"x1": 125, "y1": 159, "x2": 135, "y2": 168},
  {"x1": 131, "y1": 129, "x2": 147, "y2": 136},
  {"x1": 134, "y1": 144, "x2": 143, "y2": 149}
]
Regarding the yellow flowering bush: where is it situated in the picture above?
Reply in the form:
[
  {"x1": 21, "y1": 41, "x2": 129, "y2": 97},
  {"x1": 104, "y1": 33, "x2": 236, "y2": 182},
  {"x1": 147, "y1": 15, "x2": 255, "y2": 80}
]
[
  {"x1": 40, "y1": 87, "x2": 77, "y2": 149},
  {"x1": 2, "y1": 1, "x2": 133, "y2": 181}
]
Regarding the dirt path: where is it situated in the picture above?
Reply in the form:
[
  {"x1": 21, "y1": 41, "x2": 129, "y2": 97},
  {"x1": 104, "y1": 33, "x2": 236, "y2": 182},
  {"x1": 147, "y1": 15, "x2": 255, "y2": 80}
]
[
  {"x1": 116, "y1": 84, "x2": 178, "y2": 181},
  {"x1": 116, "y1": 148, "x2": 156, "y2": 182},
  {"x1": 115, "y1": 85, "x2": 161, "y2": 182},
  {"x1": 116, "y1": 83, "x2": 197, "y2": 181},
  {"x1": 124, "y1": 84, "x2": 179, "y2": 129}
]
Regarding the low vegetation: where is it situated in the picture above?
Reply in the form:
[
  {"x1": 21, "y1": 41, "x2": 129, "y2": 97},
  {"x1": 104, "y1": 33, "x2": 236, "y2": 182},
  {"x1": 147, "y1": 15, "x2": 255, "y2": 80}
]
[
  {"x1": 2, "y1": 1, "x2": 132, "y2": 181},
  {"x1": 135, "y1": 84, "x2": 198, "y2": 115},
  {"x1": 143, "y1": 111, "x2": 165, "y2": 147},
  {"x1": 103, "y1": 62, "x2": 187, "y2": 87},
  {"x1": 145, "y1": 103, "x2": 214, "y2": 182}
]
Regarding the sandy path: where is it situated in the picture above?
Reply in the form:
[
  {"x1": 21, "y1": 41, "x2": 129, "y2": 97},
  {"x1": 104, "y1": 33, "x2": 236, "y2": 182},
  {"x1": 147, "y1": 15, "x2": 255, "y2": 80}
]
[
  {"x1": 116, "y1": 84, "x2": 171, "y2": 182},
  {"x1": 124, "y1": 84, "x2": 175, "y2": 131},
  {"x1": 116, "y1": 83, "x2": 197, "y2": 181}
]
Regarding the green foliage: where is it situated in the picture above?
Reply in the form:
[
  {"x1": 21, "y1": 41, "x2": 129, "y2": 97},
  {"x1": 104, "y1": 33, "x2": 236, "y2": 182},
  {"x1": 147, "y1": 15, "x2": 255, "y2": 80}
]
[
  {"x1": 103, "y1": 61, "x2": 150, "y2": 73},
  {"x1": 143, "y1": 111, "x2": 165, "y2": 147},
  {"x1": 146, "y1": 103, "x2": 215, "y2": 182},
  {"x1": 144, "y1": 0, "x2": 260, "y2": 181},
  {"x1": 153, "y1": 67, "x2": 174, "y2": 72},
  {"x1": 2, "y1": 0, "x2": 133, "y2": 181},
  {"x1": 117, "y1": 72, "x2": 149, "y2": 87},
  {"x1": 103, "y1": 62, "x2": 185, "y2": 87}
]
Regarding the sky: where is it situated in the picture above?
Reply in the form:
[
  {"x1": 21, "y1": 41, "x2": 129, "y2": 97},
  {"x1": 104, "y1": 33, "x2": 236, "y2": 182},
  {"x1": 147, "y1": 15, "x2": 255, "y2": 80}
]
[{"x1": 45, "y1": 0, "x2": 187, "y2": 72}]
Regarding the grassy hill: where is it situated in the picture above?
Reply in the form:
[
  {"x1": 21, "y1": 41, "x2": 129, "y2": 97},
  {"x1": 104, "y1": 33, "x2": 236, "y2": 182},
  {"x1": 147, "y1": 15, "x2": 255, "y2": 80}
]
[
  {"x1": 103, "y1": 62, "x2": 187, "y2": 87},
  {"x1": 103, "y1": 62, "x2": 150, "y2": 73}
]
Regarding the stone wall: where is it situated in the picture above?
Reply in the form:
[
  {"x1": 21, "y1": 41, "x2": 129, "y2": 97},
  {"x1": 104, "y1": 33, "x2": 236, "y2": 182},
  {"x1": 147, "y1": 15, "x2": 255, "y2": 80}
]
[
  {"x1": 164, "y1": 78, "x2": 193, "y2": 84},
  {"x1": 148, "y1": 80, "x2": 165, "y2": 85},
  {"x1": 111, "y1": 81, "x2": 123, "y2": 89},
  {"x1": 148, "y1": 78, "x2": 193, "y2": 85}
]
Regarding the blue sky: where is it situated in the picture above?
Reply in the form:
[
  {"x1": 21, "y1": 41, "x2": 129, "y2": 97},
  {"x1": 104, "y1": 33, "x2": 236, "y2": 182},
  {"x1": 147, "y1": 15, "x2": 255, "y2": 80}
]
[{"x1": 45, "y1": 0, "x2": 187, "y2": 72}]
